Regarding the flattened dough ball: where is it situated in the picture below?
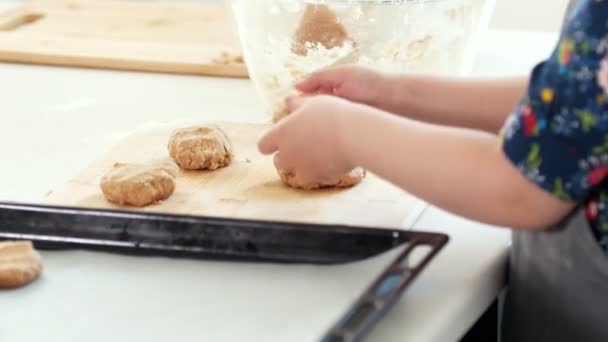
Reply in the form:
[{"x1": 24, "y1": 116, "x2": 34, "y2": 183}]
[
  {"x1": 168, "y1": 125, "x2": 233, "y2": 170},
  {"x1": 0, "y1": 241, "x2": 43, "y2": 289},
  {"x1": 100, "y1": 161, "x2": 178, "y2": 207},
  {"x1": 277, "y1": 166, "x2": 366, "y2": 190}
]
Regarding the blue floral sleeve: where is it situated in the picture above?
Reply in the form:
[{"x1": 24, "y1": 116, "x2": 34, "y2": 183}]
[
  {"x1": 502, "y1": 0, "x2": 608, "y2": 202},
  {"x1": 502, "y1": 0, "x2": 608, "y2": 249}
]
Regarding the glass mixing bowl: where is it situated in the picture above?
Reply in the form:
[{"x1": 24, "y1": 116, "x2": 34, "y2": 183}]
[{"x1": 229, "y1": 0, "x2": 495, "y2": 121}]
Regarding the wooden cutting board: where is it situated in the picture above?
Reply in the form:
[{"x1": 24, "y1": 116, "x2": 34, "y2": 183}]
[
  {"x1": 0, "y1": 0, "x2": 248, "y2": 77},
  {"x1": 44, "y1": 122, "x2": 424, "y2": 228}
]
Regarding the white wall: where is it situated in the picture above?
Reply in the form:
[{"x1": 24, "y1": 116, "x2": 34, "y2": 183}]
[{"x1": 490, "y1": 0, "x2": 570, "y2": 32}]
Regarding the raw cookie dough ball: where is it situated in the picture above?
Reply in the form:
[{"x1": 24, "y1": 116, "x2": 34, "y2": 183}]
[
  {"x1": 0, "y1": 241, "x2": 43, "y2": 289},
  {"x1": 292, "y1": 4, "x2": 349, "y2": 56},
  {"x1": 277, "y1": 166, "x2": 366, "y2": 190},
  {"x1": 168, "y1": 125, "x2": 233, "y2": 170},
  {"x1": 100, "y1": 160, "x2": 178, "y2": 207}
]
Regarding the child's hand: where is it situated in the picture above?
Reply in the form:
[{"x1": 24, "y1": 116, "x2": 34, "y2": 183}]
[
  {"x1": 295, "y1": 65, "x2": 386, "y2": 107},
  {"x1": 258, "y1": 95, "x2": 356, "y2": 185}
]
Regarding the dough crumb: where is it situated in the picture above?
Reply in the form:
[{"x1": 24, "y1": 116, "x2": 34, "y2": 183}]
[
  {"x1": 0, "y1": 241, "x2": 43, "y2": 289},
  {"x1": 273, "y1": 99, "x2": 290, "y2": 123},
  {"x1": 100, "y1": 160, "x2": 178, "y2": 207},
  {"x1": 168, "y1": 125, "x2": 234, "y2": 170}
]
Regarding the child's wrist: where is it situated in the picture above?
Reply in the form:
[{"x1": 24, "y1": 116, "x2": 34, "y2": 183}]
[
  {"x1": 334, "y1": 103, "x2": 373, "y2": 169},
  {"x1": 333, "y1": 104, "x2": 355, "y2": 169},
  {"x1": 375, "y1": 72, "x2": 413, "y2": 113},
  {"x1": 371, "y1": 72, "x2": 394, "y2": 107}
]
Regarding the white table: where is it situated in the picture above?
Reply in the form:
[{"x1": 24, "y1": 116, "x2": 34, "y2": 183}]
[{"x1": 0, "y1": 1, "x2": 558, "y2": 339}]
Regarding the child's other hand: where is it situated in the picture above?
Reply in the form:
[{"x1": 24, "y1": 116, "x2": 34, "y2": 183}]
[
  {"x1": 295, "y1": 65, "x2": 385, "y2": 107},
  {"x1": 258, "y1": 95, "x2": 356, "y2": 185}
]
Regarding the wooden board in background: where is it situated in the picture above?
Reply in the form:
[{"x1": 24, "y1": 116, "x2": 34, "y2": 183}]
[
  {"x1": 0, "y1": 0, "x2": 248, "y2": 77},
  {"x1": 45, "y1": 122, "x2": 424, "y2": 228}
]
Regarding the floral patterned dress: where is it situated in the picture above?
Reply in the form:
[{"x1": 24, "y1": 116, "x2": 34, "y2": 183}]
[{"x1": 501, "y1": 0, "x2": 608, "y2": 253}]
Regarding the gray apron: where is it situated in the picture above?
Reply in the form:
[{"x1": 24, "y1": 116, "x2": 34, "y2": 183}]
[{"x1": 501, "y1": 208, "x2": 608, "y2": 341}]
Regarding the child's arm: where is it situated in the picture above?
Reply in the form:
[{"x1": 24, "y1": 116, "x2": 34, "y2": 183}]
[
  {"x1": 260, "y1": 96, "x2": 575, "y2": 230},
  {"x1": 337, "y1": 101, "x2": 574, "y2": 230},
  {"x1": 296, "y1": 66, "x2": 528, "y2": 133},
  {"x1": 383, "y1": 74, "x2": 527, "y2": 133}
]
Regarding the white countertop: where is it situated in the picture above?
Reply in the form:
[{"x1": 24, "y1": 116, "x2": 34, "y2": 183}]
[{"x1": 0, "y1": 2, "x2": 559, "y2": 340}]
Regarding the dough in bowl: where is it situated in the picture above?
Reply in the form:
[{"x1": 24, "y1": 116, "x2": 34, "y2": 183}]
[
  {"x1": 168, "y1": 125, "x2": 233, "y2": 170},
  {"x1": 292, "y1": 4, "x2": 349, "y2": 56},
  {"x1": 100, "y1": 160, "x2": 178, "y2": 207}
]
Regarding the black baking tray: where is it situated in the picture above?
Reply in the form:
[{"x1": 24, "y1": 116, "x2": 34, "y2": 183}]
[{"x1": 0, "y1": 202, "x2": 448, "y2": 342}]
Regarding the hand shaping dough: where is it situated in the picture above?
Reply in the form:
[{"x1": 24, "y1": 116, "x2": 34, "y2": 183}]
[
  {"x1": 292, "y1": 4, "x2": 349, "y2": 56},
  {"x1": 271, "y1": 96, "x2": 366, "y2": 190},
  {"x1": 168, "y1": 125, "x2": 233, "y2": 170},
  {"x1": 100, "y1": 160, "x2": 178, "y2": 207},
  {"x1": 0, "y1": 241, "x2": 43, "y2": 289},
  {"x1": 276, "y1": 164, "x2": 366, "y2": 190}
]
